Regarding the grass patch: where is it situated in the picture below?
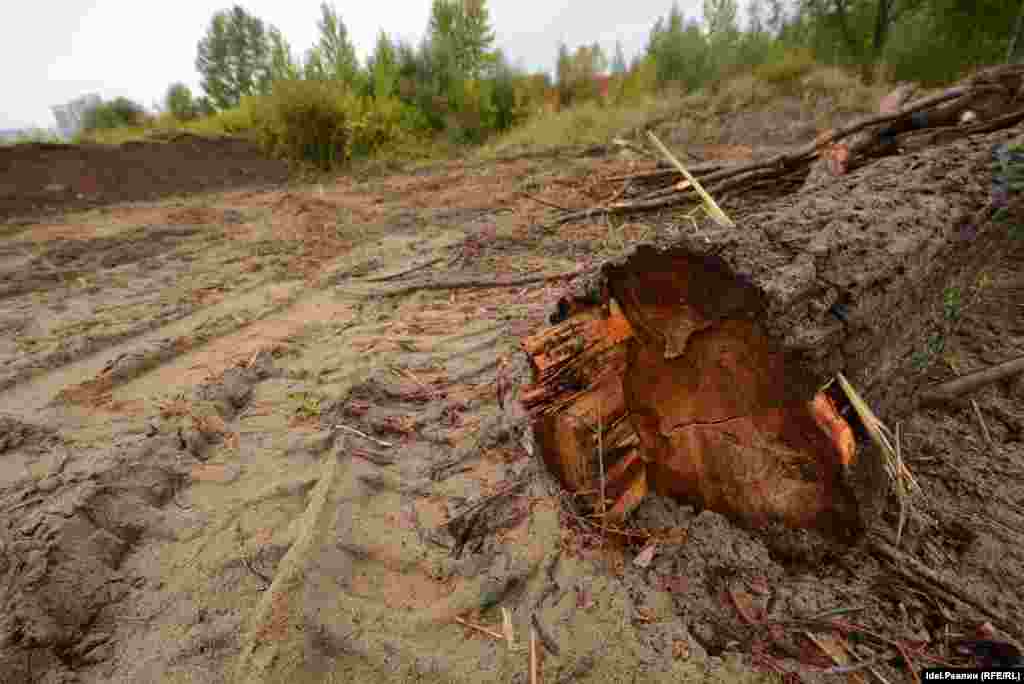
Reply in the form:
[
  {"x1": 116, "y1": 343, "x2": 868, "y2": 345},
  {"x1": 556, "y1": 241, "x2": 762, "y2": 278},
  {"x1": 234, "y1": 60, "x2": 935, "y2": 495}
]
[
  {"x1": 753, "y1": 48, "x2": 817, "y2": 87},
  {"x1": 711, "y1": 74, "x2": 782, "y2": 112},
  {"x1": 800, "y1": 66, "x2": 888, "y2": 113},
  {"x1": 0, "y1": 129, "x2": 66, "y2": 146},
  {"x1": 480, "y1": 95, "x2": 682, "y2": 157}
]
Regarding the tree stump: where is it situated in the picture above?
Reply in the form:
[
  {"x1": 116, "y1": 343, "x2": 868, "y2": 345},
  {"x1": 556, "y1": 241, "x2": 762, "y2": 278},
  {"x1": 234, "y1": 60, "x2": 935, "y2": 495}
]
[{"x1": 519, "y1": 126, "x2": 1019, "y2": 541}]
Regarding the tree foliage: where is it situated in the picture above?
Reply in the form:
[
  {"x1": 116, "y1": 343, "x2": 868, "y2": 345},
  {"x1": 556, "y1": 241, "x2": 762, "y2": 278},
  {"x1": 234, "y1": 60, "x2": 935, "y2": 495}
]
[
  {"x1": 367, "y1": 31, "x2": 400, "y2": 98},
  {"x1": 51, "y1": 94, "x2": 103, "y2": 138},
  {"x1": 611, "y1": 41, "x2": 628, "y2": 74},
  {"x1": 309, "y1": 2, "x2": 363, "y2": 89},
  {"x1": 268, "y1": 27, "x2": 301, "y2": 82},
  {"x1": 166, "y1": 83, "x2": 197, "y2": 120},
  {"x1": 171, "y1": 0, "x2": 1022, "y2": 165},
  {"x1": 195, "y1": 5, "x2": 272, "y2": 109},
  {"x1": 82, "y1": 97, "x2": 147, "y2": 131}
]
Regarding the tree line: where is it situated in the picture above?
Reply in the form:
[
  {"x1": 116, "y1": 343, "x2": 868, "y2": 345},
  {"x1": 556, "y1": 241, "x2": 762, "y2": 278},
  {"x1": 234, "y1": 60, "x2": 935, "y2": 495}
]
[{"x1": 58, "y1": 0, "x2": 1024, "y2": 153}]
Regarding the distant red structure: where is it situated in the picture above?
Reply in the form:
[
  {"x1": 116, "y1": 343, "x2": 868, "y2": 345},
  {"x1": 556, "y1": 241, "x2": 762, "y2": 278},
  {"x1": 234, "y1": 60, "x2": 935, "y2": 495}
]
[{"x1": 593, "y1": 74, "x2": 612, "y2": 100}]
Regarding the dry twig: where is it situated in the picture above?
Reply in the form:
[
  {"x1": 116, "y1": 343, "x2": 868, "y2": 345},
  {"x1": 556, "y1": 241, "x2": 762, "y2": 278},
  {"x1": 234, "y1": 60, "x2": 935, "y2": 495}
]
[
  {"x1": 332, "y1": 423, "x2": 393, "y2": 448},
  {"x1": 455, "y1": 616, "x2": 505, "y2": 641},
  {"x1": 530, "y1": 624, "x2": 540, "y2": 684}
]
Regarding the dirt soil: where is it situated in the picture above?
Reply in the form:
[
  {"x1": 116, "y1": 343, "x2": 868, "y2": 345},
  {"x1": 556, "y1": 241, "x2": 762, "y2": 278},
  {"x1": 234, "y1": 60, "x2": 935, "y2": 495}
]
[
  {"x1": 1, "y1": 113, "x2": 1022, "y2": 684},
  {"x1": 0, "y1": 133, "x2": 290, "y2": 222}
]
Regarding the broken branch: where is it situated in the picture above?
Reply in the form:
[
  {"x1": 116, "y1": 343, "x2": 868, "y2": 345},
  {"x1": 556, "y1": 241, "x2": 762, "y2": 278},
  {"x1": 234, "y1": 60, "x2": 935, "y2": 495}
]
[
  {"x1": 870, "y1": 536, "x2": 1021, "y2": 638},
  {"x1": 360, "y1": 257, "x2": 445, "y2": 283},
  {"x1": 375, "y1": 271, "x2": 583, "y2": 299},
  {"x1": 919, "y1": 355, "x2": 1024, "y2": 405},
  {"x1": 521, "y1": 192, "x2": 571, "y2": 213},
  {"x1": 454, "y1": 616, "x2": 505, "y2": 641},
  {"x1": 553, "y1": 85, "x2": 995, "y2": 227}
]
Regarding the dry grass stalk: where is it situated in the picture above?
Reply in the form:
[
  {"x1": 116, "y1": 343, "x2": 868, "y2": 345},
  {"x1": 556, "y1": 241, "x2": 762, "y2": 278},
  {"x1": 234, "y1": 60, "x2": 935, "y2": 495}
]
[
  {"x1": 970, "y1": 399, "x2": 998, "y2": 456},
  {"x1": 646, "y1": 131, "x2": 735, "y2": 229},
  {"x1": 835, "y1": 373, "x2": 920, "y2": 545},
  {"x1": 501, "y1": 607, "x2": 516, "y2": 650},
  {"x1": 331, "y1": 423, "x2": 393, "y2": 448},
  {"x1": 529, "y1": 623, "x2": 540, "y2": 684}
]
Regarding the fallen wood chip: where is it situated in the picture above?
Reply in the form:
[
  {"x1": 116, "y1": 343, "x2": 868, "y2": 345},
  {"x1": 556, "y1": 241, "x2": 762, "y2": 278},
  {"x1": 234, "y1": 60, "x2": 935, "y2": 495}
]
[{"x1": 632, "y1": 543, "x2": 658, "y2": 569}]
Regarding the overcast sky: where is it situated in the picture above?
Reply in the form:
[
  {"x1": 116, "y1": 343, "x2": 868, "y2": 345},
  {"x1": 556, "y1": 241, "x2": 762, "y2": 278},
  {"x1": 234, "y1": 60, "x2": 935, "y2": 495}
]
[{"x1": 1, "y1": 0, "x2": 713, "y2": 130}]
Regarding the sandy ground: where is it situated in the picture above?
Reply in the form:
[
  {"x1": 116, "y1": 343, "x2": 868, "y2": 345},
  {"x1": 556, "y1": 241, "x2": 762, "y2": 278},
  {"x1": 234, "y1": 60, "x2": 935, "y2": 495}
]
[{"x1": 1, "y1": 118, "x2": 1023, "y2": 684}]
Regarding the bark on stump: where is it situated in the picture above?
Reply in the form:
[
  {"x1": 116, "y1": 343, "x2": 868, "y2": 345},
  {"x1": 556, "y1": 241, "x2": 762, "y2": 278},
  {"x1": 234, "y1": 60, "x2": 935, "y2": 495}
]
[{"x1": 520, "y1": 127, "x2": 1017, "y2": 542}]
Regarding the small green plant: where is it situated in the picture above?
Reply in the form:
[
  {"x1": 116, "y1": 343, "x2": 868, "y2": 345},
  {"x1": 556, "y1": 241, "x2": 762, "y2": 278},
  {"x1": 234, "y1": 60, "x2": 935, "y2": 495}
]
[
  {"x1": 288, "y1": 391, "x2": 323, "y2": 420},
  {"x1": 910, "y1": 331, "x2": 946, "y2": 371},
  {"x1": 942, "y1": 287, "x2": 962, "y2": 322}
]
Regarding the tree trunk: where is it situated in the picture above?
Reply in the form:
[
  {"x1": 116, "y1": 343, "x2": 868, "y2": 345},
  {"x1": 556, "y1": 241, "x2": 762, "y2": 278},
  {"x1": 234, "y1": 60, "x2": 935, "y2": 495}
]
[
  {"x1": 1008, "y1": 0, "x2": 1024, "y2": 64},
  {"x1": 519, "y1": 127, "x2": 1018, "y2": 540},
  {"x1": 871, "y1": 0, "x2": 892, "y2": 63}
]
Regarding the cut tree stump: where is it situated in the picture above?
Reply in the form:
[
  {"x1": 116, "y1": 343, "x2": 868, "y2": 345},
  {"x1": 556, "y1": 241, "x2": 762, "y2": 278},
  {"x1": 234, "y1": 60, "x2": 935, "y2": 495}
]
[{"x1": 518, "y1": 126, "x2": 1020, "y2": 539}]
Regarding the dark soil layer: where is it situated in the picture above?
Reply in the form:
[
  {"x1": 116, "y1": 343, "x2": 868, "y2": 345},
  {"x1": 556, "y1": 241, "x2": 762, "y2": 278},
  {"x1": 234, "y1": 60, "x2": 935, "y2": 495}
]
[{"x1": 0, "y1": 134, "x2": 289, "y2": 221}]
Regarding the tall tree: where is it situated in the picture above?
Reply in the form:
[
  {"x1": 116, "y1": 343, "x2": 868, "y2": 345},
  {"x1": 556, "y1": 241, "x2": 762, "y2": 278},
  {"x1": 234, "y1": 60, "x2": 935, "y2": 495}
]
[
  {"x1": 746, "y1": 0, "x2": 766, "y2": 34},
  {"x1": 704, "y1": 0, "x2": 741, "y2": 70},
  {"x1": 765, "y1": 0, "x2": 787, "y2": 36},
  {"x1": 51, "y1": 94, "x2": 102, "y2": 138},
  {"x1": 555, "y1": 42, "x2": 573, "y2": 105},
  {"x1": 165, "y1": 83, "x2": 197, "y2": 120},
  {"x1": 268, "y1": 26, "x2": 301, "y2": 82},
  {"x1": 456, "y1": 0, "x2": 497, "y2": 78},
  {"x1": 1010, "y1": 0, "x2": 1024, "y2": 63},
  {"x1": 611, "y1": 40, "x2": 628, "y2": 74},
  {"x1": 367, "y1": 31, "x2": 400, "y2": 97},
  {"x1": 428, "y1": 0, "x2": 496, "y2": 79},
  {"x1": 196, "y1": 6, "x2": 272, "y2": 109},
  {"x1": 313, "y1": 2, "x2": 361, "y2": 85},
  {"x1": 647, "y1": 3, "x2": 709, "y2": 90}
]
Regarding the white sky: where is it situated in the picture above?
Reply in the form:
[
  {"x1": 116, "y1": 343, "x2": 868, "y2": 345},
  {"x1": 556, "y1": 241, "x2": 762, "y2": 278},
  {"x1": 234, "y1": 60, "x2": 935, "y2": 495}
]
[{"x1": 1, "y1": 0, "x2": 709, "y2": 130}]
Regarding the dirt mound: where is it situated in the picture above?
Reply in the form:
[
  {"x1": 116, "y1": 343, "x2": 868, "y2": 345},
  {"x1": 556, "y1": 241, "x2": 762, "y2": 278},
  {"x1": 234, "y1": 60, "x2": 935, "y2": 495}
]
[{"x1": 0, "y1": 134, "x2": 290, "y2": 221}]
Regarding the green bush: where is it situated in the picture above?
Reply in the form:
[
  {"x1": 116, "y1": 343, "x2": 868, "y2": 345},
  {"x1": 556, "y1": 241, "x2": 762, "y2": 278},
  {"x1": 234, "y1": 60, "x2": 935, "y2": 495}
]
[
  {"x1": 82, "y1": 97, "x2": 147, "y2": 131},
  {"x1": 251, "y1": 80, "x2": 356, "y2": 167},
  {"x1": 250, "y1": 80, "x2": 414, "y2": 168},
  {"x1": 349, "y1": 95, "x2": 412, "y2": 157}
]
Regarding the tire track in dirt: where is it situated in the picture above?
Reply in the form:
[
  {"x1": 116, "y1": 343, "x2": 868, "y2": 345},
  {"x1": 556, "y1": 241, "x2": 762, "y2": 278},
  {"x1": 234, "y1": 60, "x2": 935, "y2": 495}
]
[{"x1": 2, "y1": 280, "x2": 307, "y2": 418}]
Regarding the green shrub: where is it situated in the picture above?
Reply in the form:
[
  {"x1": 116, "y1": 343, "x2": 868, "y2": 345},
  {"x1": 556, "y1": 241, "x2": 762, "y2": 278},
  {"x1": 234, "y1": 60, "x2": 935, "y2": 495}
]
[
  {"x1": 82, "y1": 97, "x2": 147, "y2": 131},
  {"x1": 349, "y1": 95, "x2": 411, "y2": 157},
  {"x1": 248, "y1": 80, "x2": 414, "y2": 169},
  {"x1": 250, "y1": 80, "x2": 356, "y2": 168}
]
